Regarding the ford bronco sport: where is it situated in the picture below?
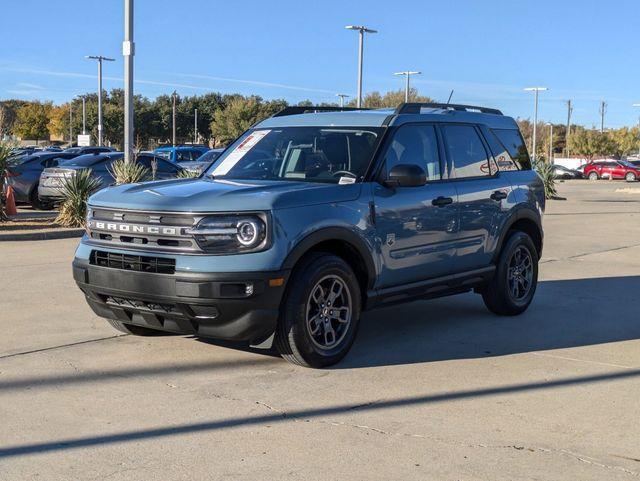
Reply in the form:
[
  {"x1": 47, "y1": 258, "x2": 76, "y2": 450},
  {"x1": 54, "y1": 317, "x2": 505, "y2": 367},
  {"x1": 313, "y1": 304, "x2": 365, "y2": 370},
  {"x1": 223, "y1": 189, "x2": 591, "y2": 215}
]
[{"x1": 73, "y1": 103, "x2": 544, "y2": 368}]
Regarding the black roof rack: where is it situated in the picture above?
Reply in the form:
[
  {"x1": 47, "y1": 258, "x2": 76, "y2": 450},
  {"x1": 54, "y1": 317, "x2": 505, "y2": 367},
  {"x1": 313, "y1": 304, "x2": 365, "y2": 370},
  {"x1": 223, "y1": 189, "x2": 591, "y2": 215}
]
[
  {"x1": 272, "y1": 106, "x2": 369, "y2": 117},
  {"x1": 394, "y1": 102, "x2": 503, "y2": 116}
]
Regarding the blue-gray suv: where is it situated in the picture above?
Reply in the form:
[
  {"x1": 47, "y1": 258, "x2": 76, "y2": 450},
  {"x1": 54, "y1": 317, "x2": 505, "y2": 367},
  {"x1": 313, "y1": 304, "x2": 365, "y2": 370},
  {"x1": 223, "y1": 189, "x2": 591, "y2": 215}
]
[{"x1": 73, "y1": 103, "x2": 544, "y2": 368}]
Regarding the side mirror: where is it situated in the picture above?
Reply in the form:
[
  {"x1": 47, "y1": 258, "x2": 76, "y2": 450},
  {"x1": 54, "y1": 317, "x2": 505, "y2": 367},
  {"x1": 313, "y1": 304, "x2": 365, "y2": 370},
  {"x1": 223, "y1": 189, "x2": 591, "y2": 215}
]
[{"x1": 384, "y1": 164, "x2": 427, "y2": 188}]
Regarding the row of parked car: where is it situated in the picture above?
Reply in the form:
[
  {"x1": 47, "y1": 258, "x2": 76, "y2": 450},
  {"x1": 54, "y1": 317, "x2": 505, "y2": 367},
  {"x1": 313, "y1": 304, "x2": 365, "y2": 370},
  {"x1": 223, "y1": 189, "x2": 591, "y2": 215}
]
[
  {"x1": 552, "y1": 160, "x2": 640, "y2": 181},
  {"x1": 5, "y1": 144, "x2": 224, "y2": 210}
]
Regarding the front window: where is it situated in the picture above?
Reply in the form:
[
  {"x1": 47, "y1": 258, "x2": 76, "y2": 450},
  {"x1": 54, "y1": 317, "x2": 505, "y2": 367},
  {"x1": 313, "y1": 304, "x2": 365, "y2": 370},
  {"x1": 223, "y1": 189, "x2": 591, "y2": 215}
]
[{"x1": 206, "y1": 127, "x2": 383, "y2": 183}]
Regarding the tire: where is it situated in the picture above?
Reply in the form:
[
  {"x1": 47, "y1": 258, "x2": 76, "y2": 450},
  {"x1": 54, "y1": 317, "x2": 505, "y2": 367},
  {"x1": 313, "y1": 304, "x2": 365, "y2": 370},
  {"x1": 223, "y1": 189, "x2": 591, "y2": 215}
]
[
  {"x1": 106, "y1": 318, "x2": 171, "y2": 336},
  {"x1": 588, "y1": 172, "x2": 599, "y2": 181},
  {"x1": 482, "y1": 231, "x2": 539, "y2": 316},
  {"x1": 274, "y1": 252, "x2": 362, "y2": 368},
  {"x1": 29, "y1": 187, "x2": 53, "y2": 210},
  {"x1": 626, "y1": 172, "x2": 636, "y2": 182}
]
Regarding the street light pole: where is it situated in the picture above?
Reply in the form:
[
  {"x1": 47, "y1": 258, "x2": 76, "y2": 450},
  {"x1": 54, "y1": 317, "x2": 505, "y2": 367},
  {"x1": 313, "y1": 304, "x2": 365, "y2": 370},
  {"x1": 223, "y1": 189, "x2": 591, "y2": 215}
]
[
  {"x1": 336, "y1": 94, "x2": 349, "y2": 107},
  {"x1": 194, "y1": 108, "x2": 198, "y2": 144},
  {"x1": 547, "y1": 123, "x2": 554, "y2": 162},
  {"x1": 69, "y1": 104, "x2": 73, "y2": 148},
  {"x1": 345, "y1": 25, "x2": 377, "y2": 108},
  {"x1": 632, "y1": 103, "x2": 640, "y2": 157},
  {"x1": 172, "y1": 91, "x2": 178, "y2": 146},
  {"x1": 82, "y1": 96, "x2": 86, "y2": 135},
  {"x1": 393, "y1": 71, "x2": 422, "y2": 102},
  {"x1": 86, "y1": 55, "x2": 115, "y2": 146},
  {"x1": 524, "y1": 87, "x2": 548, "y2": 163},
  {"x1": 123, "y1": 0, "x2": 135, "y2": 163}
]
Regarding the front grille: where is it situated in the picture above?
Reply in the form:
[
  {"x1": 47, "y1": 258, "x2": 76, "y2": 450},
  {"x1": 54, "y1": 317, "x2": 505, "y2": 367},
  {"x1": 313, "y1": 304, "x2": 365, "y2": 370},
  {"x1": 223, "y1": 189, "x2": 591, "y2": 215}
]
[
  {"x1": 104, "y1": 295, "x2": 180, "y2": 314},
  {"x1": 90, "y1": 250, "x2": 175, "y2": 274}
]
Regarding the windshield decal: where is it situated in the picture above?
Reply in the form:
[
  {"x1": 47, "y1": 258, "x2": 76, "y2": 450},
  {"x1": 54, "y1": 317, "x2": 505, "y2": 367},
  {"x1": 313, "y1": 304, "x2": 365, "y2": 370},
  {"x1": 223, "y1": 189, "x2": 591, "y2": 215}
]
[{"x1": 212, "y1": 130, "x2": 271, "y2": 176}]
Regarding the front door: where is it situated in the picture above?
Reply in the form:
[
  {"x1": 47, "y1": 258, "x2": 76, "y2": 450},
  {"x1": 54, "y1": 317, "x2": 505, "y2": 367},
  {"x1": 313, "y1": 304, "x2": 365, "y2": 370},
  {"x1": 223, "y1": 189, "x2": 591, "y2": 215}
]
[{"x1": 373, "y1": 124, "x2": 458, "y2": 289}]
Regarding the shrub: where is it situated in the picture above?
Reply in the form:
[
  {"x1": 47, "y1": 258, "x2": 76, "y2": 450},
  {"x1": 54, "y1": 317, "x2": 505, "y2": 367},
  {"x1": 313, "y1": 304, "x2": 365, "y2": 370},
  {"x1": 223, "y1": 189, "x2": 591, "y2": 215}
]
[
  {"x1": 55, "y1": 169, "x2": 101, "y2": 227},
  {"x1": 176, "y1": 168, "x2": 201, "y2": 179},
  {"x1": 108, "y1": 159, "x2": 150, "y2": 185},
  {"x1": 533, "y1": 159, "x2": 558, "y2": 199}
]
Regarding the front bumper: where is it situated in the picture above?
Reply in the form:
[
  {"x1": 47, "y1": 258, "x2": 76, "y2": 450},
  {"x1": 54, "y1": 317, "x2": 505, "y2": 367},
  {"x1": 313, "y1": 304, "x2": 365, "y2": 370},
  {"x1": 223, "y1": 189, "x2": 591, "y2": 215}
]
[
  {"x1": 73, "y1": 257, "x2": 288, "y2": 343},
  {"x1": 38, "y1": 184, "x2": 65, "y2": 202}
]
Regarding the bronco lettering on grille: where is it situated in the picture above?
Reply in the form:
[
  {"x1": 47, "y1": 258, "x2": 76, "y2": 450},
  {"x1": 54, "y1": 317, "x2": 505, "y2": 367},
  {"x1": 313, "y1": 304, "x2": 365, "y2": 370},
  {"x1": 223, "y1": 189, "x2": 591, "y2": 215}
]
[{"x1": 92, "y1": 221, "x2": 179, "y2": 236}]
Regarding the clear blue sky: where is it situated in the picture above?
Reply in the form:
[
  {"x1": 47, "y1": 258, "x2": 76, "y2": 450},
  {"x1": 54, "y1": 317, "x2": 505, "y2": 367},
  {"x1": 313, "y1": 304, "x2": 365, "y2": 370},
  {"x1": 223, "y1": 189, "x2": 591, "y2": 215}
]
[{"x1": 1, "y1": 0, "x2": 639, "y2": 128}]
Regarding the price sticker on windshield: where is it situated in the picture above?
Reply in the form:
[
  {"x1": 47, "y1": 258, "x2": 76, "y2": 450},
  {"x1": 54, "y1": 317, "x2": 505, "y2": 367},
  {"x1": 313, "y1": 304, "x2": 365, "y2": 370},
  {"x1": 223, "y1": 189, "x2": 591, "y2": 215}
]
[{"x1": 212, "y1": 130, "x2": 271, "y2": 176}]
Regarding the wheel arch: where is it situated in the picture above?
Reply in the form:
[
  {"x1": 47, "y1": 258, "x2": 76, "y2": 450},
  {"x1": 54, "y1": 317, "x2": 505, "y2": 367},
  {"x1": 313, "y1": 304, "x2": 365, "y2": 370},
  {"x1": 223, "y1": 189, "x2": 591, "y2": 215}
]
[
  {"x1": 494, "y1": 209, "x2": 543, "y2": 261},
  {"x1": 281, "y1": 227, "x2": 377, "y2": 298}
]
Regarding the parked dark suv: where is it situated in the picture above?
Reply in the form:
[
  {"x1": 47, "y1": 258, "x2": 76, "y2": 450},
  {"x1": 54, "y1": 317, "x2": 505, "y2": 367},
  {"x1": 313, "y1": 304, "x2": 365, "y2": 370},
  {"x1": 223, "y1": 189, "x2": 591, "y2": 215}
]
[{"x1": 73, "y1": 103, "x2": 544, "y2": 368}]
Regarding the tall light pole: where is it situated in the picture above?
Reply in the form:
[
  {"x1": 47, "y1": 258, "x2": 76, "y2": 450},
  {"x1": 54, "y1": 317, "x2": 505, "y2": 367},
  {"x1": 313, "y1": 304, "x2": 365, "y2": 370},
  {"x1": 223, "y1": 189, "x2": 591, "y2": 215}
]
[
  {"x1": 547, "y1": 123, "x2": 554, "y2": 162},
  {"x1": 123, "y1": 0, "x2": 135, "y2": 163},
  {"x1": 82, "y1": 96, "x2": 86, "y2": 135},
  {"x1": 393, "y1": 71, "x2": 421, "y2": 102},
  {"x1": 566, "y1": 100, "x2": 573, "y2": 157},
  {"x1": 336, "y1": 94, "x2": 349, "y2": 107},
  {"x1": 345, "y1": 25, "x2": 377, "y2": 108},
  {"x1": 172, "y1": 90, "x2": 178, "y2": 146},
  {"x1": 599, "y1": 101, "x2": 607, "y2": 133},
  {"x1": 524, "y1": 87, "x2": 548, "y2": 163},
  {"x1": 69, "y1": 104, "x2": 73, "y2": 148},
  {"x1": 86, "y1": 55, "x2": 115, "y2": 146},
  {"x1": 194, "y1": 108, "x2": 198, "y2": 144}
]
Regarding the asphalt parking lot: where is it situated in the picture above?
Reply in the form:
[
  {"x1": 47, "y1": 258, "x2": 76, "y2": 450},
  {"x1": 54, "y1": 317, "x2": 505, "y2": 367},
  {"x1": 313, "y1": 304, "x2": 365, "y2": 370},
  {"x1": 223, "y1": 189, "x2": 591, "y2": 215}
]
[{"x1": 2, "y1": 180, "x2": 640, "y2": 480}]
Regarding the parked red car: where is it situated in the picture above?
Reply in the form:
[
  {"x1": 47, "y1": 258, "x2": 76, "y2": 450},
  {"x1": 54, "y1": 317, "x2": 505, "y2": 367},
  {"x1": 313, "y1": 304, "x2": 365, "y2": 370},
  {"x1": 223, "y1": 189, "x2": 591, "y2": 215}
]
[{"x1": 584, "y1": 160, "x2": 640, "y2": 181}]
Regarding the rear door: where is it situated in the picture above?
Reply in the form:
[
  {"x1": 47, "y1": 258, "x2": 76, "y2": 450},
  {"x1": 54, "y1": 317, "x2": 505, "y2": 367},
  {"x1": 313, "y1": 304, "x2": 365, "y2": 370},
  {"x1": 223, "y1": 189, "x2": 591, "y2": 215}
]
[
  {"x1": 373, "y1": 123, "x2": 459, "y2": 288},
  {"x1": 441, "y1": 124, "x2": 511, "y2": 273}
]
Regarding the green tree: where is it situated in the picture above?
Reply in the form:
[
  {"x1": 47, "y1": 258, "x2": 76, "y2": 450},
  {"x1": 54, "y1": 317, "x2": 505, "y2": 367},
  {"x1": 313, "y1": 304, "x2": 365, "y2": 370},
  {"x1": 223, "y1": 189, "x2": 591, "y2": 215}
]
[
  {"x1": 347, "y1": 88, "x2": 433, "y2": 108},
  {"x1": 210, "y1": 96, "x2": 287, "y2": 145},
  {"x1": 13, "y1": 101, "x2": 51, "y2": 143}
]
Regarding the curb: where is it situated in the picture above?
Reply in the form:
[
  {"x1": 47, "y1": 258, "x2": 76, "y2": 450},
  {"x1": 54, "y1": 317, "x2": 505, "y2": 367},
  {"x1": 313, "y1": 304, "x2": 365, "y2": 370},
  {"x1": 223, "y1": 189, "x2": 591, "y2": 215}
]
[{"x1": 0, "y1": 229, "x2": 85, "y2": 242}]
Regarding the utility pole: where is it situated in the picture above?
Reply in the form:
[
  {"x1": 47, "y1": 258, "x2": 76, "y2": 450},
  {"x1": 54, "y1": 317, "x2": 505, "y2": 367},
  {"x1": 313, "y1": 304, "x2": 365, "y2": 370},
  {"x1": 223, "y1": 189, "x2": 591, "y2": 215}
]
[
  {"x1": 393, "y1": 71, "x2": 422, "y2": 102},
  {"x1": 633, "y1": 104, "x2": 640, "y2": 157},
  {"x1": 524, "y1": 87, "x2": 548, "y2": 163},
  {"x1": 123, "y1": 0, "x2": 135, "y2": 163},
  {"x1": 172, "y1": 90, "x2": 178, "y2": 146},
  {"x1": 336, "y1": 94, "x2": 349, "y2": 107},
  {"x1": 86, "y1": 55, "x2": 115, "y2": 146},
  {"x1": 566, "y1": 100, "x2": 573, "y2": 157},
  {"x1": 82, "y1": 96, "x2": 86, "y2": 135},
  {"x1": 599, "y1": 101, "x2": 607, "y2": 133},
  {"x1": 194, "y1": 108, "x2": 198, "y2": 144},
  {"x1": 345, "y1": 25, "x2": 377, "y2": 108}
]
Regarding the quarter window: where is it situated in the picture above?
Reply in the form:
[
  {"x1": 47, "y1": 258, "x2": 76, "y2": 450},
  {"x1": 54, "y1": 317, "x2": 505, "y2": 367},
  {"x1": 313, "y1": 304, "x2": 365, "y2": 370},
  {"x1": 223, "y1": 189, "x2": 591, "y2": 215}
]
[
  {"x1": 442, "y1": 125, "x2": 491, "y2": 178},
  {"x1": 491, "y1": 129, "x2": 531, "y2": 170},
  {"x1": 385, "y1": 124, "x2": 441, "y2": 180}
]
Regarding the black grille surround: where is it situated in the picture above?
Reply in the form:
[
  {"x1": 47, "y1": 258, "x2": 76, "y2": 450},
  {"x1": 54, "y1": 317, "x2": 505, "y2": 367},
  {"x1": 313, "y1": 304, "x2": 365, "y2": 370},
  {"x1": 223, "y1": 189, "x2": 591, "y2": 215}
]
[{"x1": 90, "y1": 250, "x2": 176, "y2": 274}]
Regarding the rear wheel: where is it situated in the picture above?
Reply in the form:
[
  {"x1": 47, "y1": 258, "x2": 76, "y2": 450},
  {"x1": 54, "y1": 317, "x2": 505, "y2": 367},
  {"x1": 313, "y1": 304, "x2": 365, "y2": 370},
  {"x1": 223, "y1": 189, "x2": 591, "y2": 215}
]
[
  {"x1": 626, "y1": 172, "x2": 637, "y2": 182},
  {"x1": 106, "y1": 318, "x2": 171, "y2": 336},
  {"x1": 275, "y1": 253, "x2": 361, "y2": 368},
  {"x1": 29, "y1": 187, "x2": 53, "y2": 210},
  {"x1": 588, "y1": 171, "x2": 599, "y2": 181},
  {"x1": 482, "y1": 231, "x2": 538, "y2": 316}
]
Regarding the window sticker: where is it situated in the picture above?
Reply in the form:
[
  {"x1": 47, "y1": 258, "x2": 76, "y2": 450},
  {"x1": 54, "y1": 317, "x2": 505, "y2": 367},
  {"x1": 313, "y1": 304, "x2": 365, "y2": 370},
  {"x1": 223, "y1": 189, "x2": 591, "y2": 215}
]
[
  {"x1": 338, "y1": 176, "x2": 356, "y2": 185},
  {"x1": 212, "y1": 130, "x2": 271, "y2": 176}
]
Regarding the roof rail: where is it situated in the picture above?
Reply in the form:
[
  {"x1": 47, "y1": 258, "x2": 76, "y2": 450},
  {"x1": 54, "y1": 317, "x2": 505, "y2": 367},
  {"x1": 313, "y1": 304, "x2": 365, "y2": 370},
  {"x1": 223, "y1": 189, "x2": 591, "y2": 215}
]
[
  {"x1": 394, "y1": 102, "x2": 503, "y2": 116},
  {"x1": 272, "y1": 106, "x2": 369, "y2": 117}
]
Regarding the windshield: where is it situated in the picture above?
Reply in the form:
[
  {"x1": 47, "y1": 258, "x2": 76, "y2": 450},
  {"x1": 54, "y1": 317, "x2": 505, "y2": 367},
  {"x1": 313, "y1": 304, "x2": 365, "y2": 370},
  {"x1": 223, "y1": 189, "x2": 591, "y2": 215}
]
[
  {"x1": 195, "y1": 150, "x2": 222, "y2": 163},
  {"x1": 620, "y1": 160, "x2": 636, "y2": 168},
  {"x1": 155, "y1": 151, "x2": 171, "y2": 160},
  {"x1": 206, "y1": 127, "x2": 383, "y2": 183}
]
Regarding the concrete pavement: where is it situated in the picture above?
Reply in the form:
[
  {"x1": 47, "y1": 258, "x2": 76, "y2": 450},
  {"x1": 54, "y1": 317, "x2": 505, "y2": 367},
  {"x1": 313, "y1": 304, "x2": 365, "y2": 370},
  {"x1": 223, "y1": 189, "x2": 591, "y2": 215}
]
[{"x1": 1, "y1": 180, "x2": 640, "y2": 480}]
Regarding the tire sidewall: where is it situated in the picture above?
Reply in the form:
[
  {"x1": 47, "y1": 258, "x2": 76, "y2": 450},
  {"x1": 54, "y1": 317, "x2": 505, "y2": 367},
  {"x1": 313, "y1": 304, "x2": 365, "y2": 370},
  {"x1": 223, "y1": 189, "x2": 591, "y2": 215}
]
[
  {"x1": 495, "y1": 232, "x2": 539, "y2": 312},
  {"x1": 282, "y1": 254, "x2": 361, "y2": 367},
  {"x1": 626, "y1": 172, "x2": 636, "y2": 182},
  {"x1": 588, "y1": 172, "x2": 598, "y2": 180}
]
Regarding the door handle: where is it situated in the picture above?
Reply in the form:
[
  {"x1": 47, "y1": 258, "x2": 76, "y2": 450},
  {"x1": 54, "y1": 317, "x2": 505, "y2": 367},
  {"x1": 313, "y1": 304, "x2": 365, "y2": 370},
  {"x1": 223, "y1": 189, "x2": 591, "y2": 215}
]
[
  {"x1": 432, "y1": 196, "x2": 453, "y2": 207},
  {"x1": 490, "y1": 190, "x2": 508, "y2": 201}
]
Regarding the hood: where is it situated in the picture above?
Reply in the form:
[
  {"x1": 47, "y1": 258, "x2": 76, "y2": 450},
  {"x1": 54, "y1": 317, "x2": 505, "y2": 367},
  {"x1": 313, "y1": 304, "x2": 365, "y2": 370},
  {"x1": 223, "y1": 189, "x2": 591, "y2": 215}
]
[{"x1": 88, "y1": 177, "x2": 362, "y2": 212}]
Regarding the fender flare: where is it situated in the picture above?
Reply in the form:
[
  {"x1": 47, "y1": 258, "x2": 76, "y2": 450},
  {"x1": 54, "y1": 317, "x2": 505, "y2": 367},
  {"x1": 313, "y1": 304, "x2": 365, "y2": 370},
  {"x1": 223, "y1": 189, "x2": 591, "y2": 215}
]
[
  {"x1": 493, "y1": 207, "x2": 543, "y2": 261},
  {"x1": 281, "y1": 227, "x2": 377, "y2": 290}
]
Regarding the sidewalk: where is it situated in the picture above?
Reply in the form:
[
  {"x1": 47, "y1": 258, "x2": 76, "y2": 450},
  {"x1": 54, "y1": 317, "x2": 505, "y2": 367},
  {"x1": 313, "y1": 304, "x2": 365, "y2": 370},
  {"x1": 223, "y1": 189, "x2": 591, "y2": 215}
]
[{"x1": 0, "y1": 207, "x2": 84, "y2": 241}]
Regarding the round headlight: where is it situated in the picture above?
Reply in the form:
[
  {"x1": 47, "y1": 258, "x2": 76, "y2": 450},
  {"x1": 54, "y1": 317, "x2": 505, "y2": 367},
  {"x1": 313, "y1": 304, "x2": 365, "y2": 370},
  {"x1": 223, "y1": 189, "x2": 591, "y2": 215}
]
[{"x1": 237, "y1": 219, "x2": 261, "y2": 246}]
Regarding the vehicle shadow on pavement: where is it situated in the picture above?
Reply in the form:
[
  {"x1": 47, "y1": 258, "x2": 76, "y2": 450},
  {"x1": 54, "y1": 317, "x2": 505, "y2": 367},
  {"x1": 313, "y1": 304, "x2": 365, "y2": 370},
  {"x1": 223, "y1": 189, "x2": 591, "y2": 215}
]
[{"x1": 338, "y1": 275, "x2": 640, "y2": 369}]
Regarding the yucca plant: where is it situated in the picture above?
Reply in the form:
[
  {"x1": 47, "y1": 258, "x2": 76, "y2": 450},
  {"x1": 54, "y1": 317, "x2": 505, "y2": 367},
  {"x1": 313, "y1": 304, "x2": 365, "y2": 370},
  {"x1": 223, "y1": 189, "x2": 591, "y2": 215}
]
[
  {"x1": 108, "y1": 159, "x2": 150, "y2": 185},
  {"x1": 55, "y1": 169, "x2": 102, "y2": 227},
  {"x1": 176, "y1": 168, "x2": 201, "y2": 179},
  {"x1": 533, "y1": 159, "x2": 558, "y2": 199}
]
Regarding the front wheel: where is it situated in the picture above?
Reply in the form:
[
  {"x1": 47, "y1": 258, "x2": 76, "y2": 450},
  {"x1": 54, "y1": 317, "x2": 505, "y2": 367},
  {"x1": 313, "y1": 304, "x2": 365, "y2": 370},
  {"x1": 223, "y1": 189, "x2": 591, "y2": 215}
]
[
  {"x1": 275, "y1": 253, "x2": 361, "y2": 368},
  {"x1": 482, "y1": 231, "x2": 539, "y2": 316},
  {"x1": 626, "y1": 172, "x2": 637, "y2": 182},
  {"x1": 588, "y1": 172, "x2": 599, "y2": 181}
]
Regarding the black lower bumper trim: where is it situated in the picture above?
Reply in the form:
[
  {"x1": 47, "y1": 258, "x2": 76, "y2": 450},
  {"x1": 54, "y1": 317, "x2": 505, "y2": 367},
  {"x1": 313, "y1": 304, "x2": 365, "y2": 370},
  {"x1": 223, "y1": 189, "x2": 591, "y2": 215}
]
[{"x1": 73, "y1": 259, "x2": 288, "y2": 343}]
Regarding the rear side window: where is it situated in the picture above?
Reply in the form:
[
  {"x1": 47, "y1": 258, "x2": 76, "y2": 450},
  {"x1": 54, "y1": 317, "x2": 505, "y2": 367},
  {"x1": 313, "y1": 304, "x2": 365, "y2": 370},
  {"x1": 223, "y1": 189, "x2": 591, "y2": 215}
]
[
  {"x1": 385, "y1": 124, "x2": 441, "y2": 181},
  {"x1": 484, "y1": 130, "x2": 519, "y2": 171},
  {"x1": 492, "y1": 129, "x2": 531, "y2": 170},
  {"x1": 441, "y1": 125, "x2": 491, "y2": 178}
]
